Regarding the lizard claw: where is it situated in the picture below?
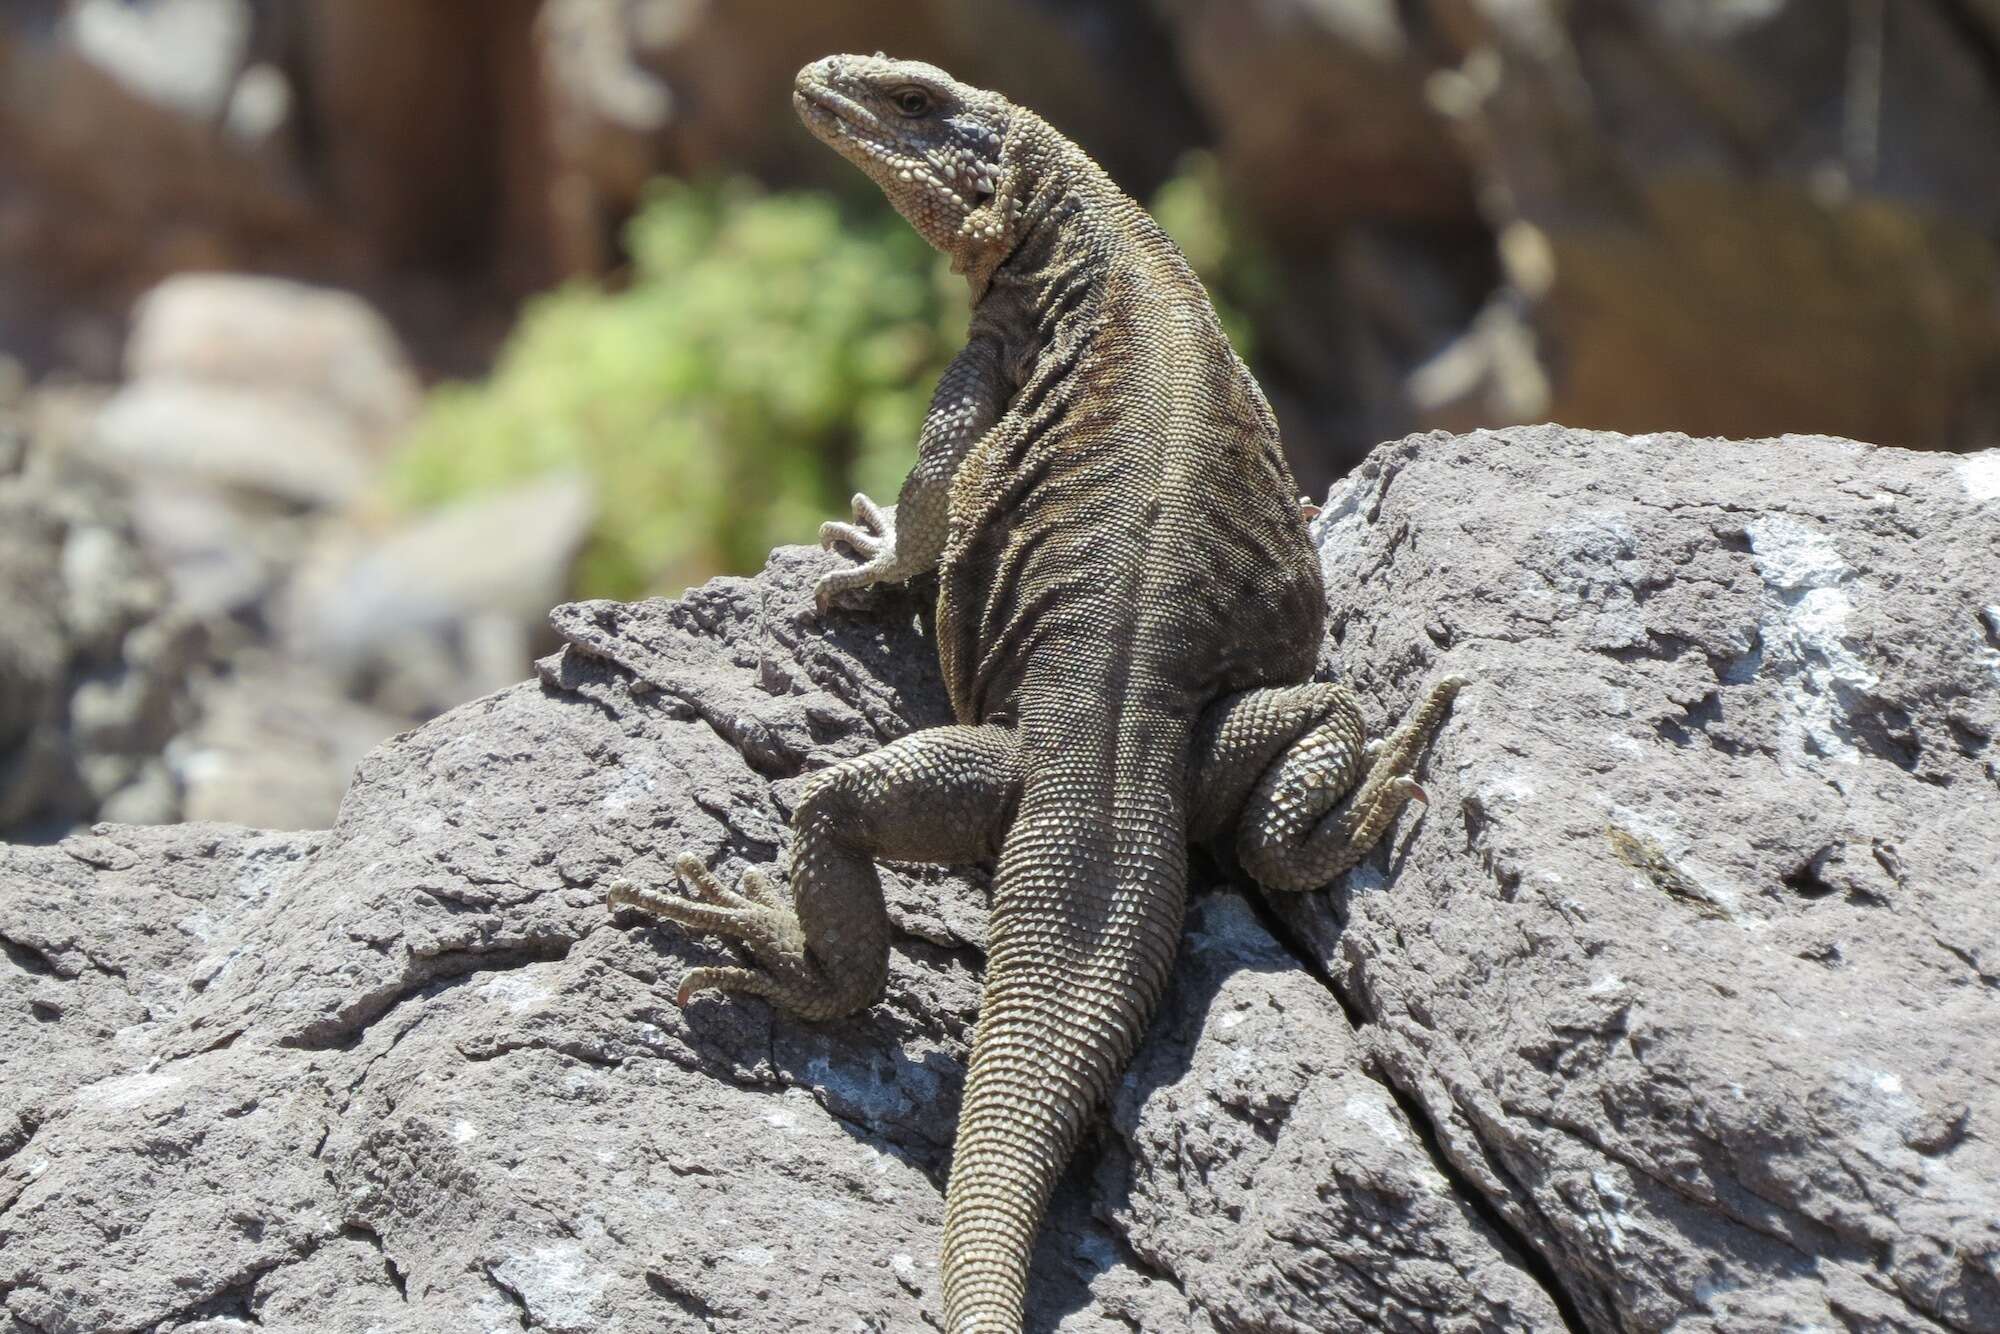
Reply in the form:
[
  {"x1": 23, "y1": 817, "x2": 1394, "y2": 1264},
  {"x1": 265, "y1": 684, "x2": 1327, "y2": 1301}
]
[
  {"x1": 819, "y1": 492, "x2": 890, "y2": 559},
  {"x1": 818, "y1": 520, "x2": 886, "y2": 559},
  {"x1": 819, "y1": 492, "x2": 892, "y2": 555},
  {"x1": 609, "y1": 852, "x2": 869, "y2": 1019},
  {"x1": 815, "y1": 492, "x2": 902, "y2": 611}
]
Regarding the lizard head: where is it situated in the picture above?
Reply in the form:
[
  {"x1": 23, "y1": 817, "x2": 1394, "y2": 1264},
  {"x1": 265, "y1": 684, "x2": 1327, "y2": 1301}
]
[{"x1": 794, "y1": 54, "x2": 1017, "y2": 277}]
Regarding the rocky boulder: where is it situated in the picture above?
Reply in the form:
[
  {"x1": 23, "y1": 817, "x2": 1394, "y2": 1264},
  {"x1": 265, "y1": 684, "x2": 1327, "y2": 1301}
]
[
  {"x1": 89, "y1": 274, "x2": 421, "y2": 517},
  {"x1": 1286, "y1": 425, "x2": 2000, "y2": 1330},
  {"x1": 2, "y1": 426, "x2": 1995, "y2": 1331}
]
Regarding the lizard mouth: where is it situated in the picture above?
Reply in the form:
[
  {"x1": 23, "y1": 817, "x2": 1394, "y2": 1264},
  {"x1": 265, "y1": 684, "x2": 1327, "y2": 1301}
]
[
  {"x1": 794, "y1": 83, "x2": 881, "y2": 142},
  {"x1": 793, "y1": 89, "x2": 840, "y2": 135}
]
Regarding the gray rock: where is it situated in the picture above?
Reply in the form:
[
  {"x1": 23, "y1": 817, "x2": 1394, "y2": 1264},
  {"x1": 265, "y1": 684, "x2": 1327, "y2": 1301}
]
[
  {"x1": 1283, "y1": 425, "x2": 2000, "y2": 1331},
  {"x1": 126, "y1": 480, "x2": 308, "y2": 620},
  {"x1": 88, "y1": 379, "x2": 376, "y2": 508},
  {"x1": 88, "y1": 370, "x2": 392, "y2": 510},
  {"x1": 4, "y1": 427, "x2": 1994, "y2": 1332},
  {"x1": 171, "y1": 658, "x2": 409, "y2": 832},
  {"x1": 0, "y1": 408, "x2": 201, "y2": 839},
  {"x1": 76, "y1": 275, "x2": 418, "y2": 519},
  {"x1": 123, "y1": 275, "x2": 420, "y2": 441},
  {"x1": 0, "y1": 824, "x2": 322, "y2": 1169},
  {"x1": 278, "y1": 473, "x2": 599, "y2": 717},
  {"x1": 1104, "y1": 892, "x2": 1560, "y2": 1331}
]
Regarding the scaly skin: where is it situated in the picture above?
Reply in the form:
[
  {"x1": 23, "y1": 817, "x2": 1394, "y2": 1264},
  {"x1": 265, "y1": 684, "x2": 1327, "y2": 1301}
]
[{"x1": 608, "y1": 54, "x2": 1464, "y2": 1333}]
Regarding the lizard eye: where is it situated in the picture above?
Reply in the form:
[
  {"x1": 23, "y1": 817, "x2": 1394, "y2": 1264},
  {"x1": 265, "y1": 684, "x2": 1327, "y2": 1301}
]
[{"x1": 890, "y1": 87, "x2": 933, "y2": 117}]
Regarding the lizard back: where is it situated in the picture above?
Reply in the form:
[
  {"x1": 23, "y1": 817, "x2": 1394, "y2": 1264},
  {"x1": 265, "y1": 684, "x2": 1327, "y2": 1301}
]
[{"x1": 936, "y1": 107, "x2": 1324, "y2": 728}]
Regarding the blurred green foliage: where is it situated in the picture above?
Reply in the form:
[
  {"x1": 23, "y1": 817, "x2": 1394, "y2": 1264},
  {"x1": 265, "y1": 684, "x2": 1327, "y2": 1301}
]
[
  {"x1": 389, "y1": 178, "x2": 960, "y2": 597},
  {"x1": 390, "y1": 157, "x2": 1258, "y2": 597},
  {"x1": 1148, "y1": 152, "x2": 1268, "y2": 360}
]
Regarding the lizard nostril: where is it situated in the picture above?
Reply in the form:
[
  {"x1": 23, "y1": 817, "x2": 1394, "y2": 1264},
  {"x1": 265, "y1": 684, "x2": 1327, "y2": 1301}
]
[{"x1": 801, "y1": 56, "x2": 839, "y2": 92}]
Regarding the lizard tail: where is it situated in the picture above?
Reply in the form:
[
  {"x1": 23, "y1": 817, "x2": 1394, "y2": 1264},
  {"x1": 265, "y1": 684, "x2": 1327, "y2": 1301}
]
[{"x1": 940, "y1": 727, "x2": 1189, "y2": 1333}]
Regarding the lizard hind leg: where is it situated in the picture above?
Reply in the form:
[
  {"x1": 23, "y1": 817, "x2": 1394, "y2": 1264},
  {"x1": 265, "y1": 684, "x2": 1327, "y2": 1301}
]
[
  {"x1": 1199, "y1": 674, "x2": 1467, "y2": 892},
  {"x1": 608, "y1": 723, "x2": 1024, "y2": 1022}
]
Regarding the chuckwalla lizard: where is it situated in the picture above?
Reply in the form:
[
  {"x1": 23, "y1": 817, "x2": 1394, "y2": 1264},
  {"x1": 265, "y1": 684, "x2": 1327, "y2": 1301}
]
[{"x1": 610, "y1": 53, "x2": 1464, "y2": 1333}]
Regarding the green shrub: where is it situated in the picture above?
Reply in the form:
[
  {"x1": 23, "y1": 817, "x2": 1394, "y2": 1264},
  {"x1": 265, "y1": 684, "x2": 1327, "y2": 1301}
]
[
  {"x1": 1149, "y1": 151, "x2": 1269, "y2": 359},
  {"x1": 389, "y1": 179, "x2": 959, "y2": 597}
]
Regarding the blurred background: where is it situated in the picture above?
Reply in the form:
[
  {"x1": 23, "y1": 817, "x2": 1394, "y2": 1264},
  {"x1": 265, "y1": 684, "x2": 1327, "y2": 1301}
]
[{"x1": 3, "y1": 0, "x2": 1997, "y2": 839}]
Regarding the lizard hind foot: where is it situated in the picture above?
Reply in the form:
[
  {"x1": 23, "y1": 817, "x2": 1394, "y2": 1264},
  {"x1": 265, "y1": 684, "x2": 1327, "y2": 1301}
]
[
  {"x1": 818, "y1": 491, "x2": 893, "y2": 556},
  {"x1": 671, "y1": 852, "x2": 785, "y2": 912},
  {"x1": 1234, "y1": 673, "x2": 1467, "y2": 891},
  {"x1": 1343, "y1": 773, "x2": 1429, "y2": 853},
  {"x1": 1331, "y1": 676, "x2": 1468, "y2": 856},
  {"x1": 607, "y1": 855, "x2": 815, "y2": 1008},
  {"x1": 677, "y1": 964, "x2": 774, "y2": 1007}
]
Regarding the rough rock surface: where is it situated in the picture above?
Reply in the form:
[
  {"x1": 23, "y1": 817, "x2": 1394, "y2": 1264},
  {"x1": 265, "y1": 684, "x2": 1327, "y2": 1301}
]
[
  {"x1": 1279, "y1": 425, "x2": 2000, "y2": 1332},
  {"x1": 4, "y1": 427, "x2": 1996, "y2": 1332}
]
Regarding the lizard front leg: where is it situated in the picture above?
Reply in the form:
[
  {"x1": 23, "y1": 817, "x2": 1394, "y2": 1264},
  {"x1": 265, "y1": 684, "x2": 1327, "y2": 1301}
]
[
  {"x1": 1191, "y1": 675, "x2": 1466, "y2": 891},
  {"x1": 608, "y1": 723, "x2": 1022, "y2": 1019},
  {"x1": 817, "y1": 335, "x2": 1007, "y2": 609}
]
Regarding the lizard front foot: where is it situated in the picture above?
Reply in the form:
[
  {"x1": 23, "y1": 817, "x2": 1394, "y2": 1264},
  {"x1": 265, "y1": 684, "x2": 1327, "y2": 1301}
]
[
  {"x1": 815, "y1": 492, "x2": 902, "y2": 610},
  {"x1": 608, "y1": 853, "x2": 813, "y2": 1008}
]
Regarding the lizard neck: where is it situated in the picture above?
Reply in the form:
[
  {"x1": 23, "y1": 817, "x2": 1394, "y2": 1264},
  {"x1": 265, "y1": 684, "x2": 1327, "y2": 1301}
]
[{"x1": 966, "y1": 110, "x2": 1160, "y2": 318}]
